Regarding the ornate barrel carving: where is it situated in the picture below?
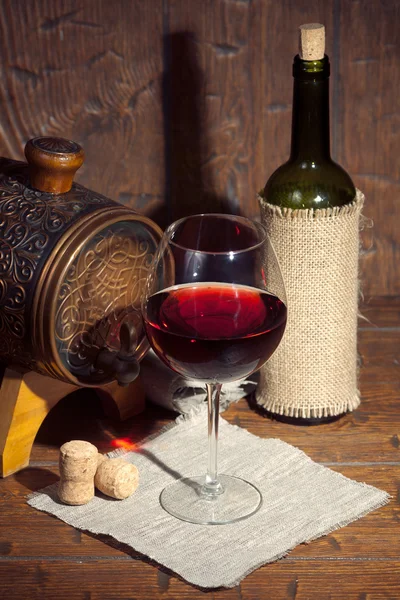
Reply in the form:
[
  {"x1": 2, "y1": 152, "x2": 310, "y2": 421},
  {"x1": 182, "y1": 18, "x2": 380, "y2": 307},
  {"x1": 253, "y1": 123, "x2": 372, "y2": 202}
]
[{"x1": 0, "y1": 138, "x2": 162, "y2": 386}]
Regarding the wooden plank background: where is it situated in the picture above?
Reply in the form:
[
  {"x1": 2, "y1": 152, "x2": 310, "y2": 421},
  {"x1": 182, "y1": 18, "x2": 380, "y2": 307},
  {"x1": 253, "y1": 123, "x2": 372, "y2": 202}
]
[{"x1": 0, "y1": 0, "x2": 398, "y2": 294}]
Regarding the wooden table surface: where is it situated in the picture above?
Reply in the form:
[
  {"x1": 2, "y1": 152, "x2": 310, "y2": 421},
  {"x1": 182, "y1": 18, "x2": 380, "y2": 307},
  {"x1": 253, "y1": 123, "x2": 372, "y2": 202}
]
[{"x1": 0, "y1": 296, "x2": 399, "y2": 600}]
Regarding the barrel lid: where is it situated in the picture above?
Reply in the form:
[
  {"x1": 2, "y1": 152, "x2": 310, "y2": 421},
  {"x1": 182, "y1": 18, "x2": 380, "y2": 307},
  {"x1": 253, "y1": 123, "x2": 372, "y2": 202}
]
[{"x1": 38, "y1": 211, "x2": 164, "y2": 387}]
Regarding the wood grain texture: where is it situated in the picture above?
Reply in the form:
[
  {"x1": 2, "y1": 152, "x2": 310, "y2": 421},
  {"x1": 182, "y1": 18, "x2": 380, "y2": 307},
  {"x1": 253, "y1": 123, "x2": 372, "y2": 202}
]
[
  {"x1": 359, "y1": 295, "x2": 400, "y2": 328},
  {"x1": 241, "y1": 561, "x2": 400, "y2": 600},
  {"x1": 338, "y1": 0, "x2": 400, "y2": 296},
  {"x1": 0, "y1": 0, "x2": 165, "y2": 219},
  {"x1": 0, "y1": 368, "x2": 76, "y2": 477},
  {"x1": 165, "y1": 0, "x2": 263, "y2": 218},
  {"x1": 0, "y1": 559, "x2": 399, "y2": 600},
  {"x1": 0, "y1": 1, "x2": 398, "y2": 291}
]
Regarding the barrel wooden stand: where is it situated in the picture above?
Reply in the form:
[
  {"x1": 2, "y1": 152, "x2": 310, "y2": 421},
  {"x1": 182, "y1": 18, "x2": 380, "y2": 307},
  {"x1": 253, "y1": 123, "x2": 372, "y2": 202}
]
[{"x1": 0, "y1": 366, "x2": 145, "y2": 478}]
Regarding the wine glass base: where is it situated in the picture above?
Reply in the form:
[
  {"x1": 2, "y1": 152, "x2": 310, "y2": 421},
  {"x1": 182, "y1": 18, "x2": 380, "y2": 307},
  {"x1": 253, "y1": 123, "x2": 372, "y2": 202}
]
[{"x1": 159, "y1": 474, "x2": 262, "y2": 525}]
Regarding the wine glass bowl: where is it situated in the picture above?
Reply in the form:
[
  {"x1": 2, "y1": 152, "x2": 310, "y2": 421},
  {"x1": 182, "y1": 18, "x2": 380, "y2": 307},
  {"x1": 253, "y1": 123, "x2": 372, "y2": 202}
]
[{"x1": 142, "y1": 214, "x2": 287, "y2": 524}]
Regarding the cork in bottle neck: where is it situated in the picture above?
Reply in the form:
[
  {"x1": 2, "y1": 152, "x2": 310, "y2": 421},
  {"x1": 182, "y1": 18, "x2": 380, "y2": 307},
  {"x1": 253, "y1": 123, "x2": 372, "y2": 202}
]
[
  {"x1": 299, "y1": 23, "x2": 325, "y2": 61},
  {"x1": 24, "y1": 137, "x2": 85, "y2": 194}
]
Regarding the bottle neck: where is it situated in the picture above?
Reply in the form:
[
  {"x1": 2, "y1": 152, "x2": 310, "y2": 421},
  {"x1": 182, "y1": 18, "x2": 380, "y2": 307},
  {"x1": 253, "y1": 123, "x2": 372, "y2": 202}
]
[{"x1": 290, "y1": 56, "x2": 331, "y2": 162}]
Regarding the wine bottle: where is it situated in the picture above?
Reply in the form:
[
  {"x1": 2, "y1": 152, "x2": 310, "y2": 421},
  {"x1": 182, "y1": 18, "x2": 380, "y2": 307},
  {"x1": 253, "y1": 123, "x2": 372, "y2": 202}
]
[
  {"x1": 259, "y1": 24, "x2": 358, "y2": 426},
  {"x1": 264, "y1": 23, "x2": 356, "y2": 209}
]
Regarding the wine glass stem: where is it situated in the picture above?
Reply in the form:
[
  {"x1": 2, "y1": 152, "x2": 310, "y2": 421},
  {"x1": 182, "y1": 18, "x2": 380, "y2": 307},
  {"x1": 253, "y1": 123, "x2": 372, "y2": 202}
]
[{"x1": 202, "y1": 383, "x2": 224, "y2": 497}]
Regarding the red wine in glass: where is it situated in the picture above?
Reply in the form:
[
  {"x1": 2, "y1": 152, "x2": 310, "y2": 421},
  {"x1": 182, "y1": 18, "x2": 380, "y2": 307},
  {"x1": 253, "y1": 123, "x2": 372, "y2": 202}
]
[
  {"x1": 142, "y1": 213, "x2": 287, "y2": 525},
  {"x1": 144, "y1": 282, "x2": 287, "y2": 383}
]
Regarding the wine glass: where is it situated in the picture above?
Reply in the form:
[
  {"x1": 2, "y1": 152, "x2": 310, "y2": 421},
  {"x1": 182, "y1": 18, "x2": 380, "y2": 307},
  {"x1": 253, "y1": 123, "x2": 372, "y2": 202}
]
[{"x1": 142, "y1": 214, "x2": 287, "y2": 524}]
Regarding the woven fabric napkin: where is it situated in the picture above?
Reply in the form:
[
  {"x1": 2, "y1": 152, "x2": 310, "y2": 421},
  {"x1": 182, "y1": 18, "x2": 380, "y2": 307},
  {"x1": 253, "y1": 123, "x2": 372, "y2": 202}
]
[{"x1": 28, "y1": 407, "x2": 389, "y2": 589}]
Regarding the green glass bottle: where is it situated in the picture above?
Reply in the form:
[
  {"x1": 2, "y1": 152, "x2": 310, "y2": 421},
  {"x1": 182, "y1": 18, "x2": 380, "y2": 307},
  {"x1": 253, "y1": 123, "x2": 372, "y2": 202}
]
[
  {"x1": 264, "y1": 30, "x2": 355, "y2": 209},
  {"x1": 260, "y1": 24, "x2": 357, "y2": 425}
]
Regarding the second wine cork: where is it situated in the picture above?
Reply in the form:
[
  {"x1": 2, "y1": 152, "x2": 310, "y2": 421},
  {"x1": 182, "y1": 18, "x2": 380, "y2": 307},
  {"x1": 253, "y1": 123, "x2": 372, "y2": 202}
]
[{"x1": 95, "y1": 457, "x2": 139, "y2": 500}]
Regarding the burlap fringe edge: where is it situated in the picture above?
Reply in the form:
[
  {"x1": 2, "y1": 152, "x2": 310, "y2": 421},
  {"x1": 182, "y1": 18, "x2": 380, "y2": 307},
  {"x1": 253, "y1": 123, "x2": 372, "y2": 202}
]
[
  {"x1": 257, "y1": 189, "x2": 365, "y2": 220},
  {"x1": 255, "y1": 392, "x2": 361, "y2": 420}
]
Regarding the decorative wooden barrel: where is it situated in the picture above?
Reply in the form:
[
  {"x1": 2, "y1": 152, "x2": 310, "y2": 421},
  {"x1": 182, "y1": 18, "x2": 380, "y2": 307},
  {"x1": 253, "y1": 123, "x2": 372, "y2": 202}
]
[{"x1": 0, "y1": 137, "x2": 162, "y2": 387}]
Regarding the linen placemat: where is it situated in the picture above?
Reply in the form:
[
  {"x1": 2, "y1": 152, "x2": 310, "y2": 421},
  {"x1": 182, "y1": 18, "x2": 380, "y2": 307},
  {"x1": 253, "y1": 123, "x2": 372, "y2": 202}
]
[{"x1": 28, "y1": 407, "x2": 389, "y2": 589}]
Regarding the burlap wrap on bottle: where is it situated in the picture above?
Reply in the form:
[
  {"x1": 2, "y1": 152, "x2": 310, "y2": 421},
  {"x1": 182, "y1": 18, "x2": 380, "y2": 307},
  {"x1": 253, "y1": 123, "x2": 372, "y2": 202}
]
[{"x1": 257, "y1": 189, "x2": 364, "y2": 418}]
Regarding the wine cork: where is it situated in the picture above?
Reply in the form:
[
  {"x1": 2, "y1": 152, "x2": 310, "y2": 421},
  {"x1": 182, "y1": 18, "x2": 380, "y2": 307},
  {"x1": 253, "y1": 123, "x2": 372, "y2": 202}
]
[
  {"x1": 58, "y1": 440, "x2": 98, "y2": 505},
  {"x1": 58, "y1": 481, "x2": 95, "y2": 506},
  {"x1": 95, "y1": 457, "x2": 139, "y2": 500},
  {"x1": 299, "y1": 23, "x2": 325, "y2": 61}
]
